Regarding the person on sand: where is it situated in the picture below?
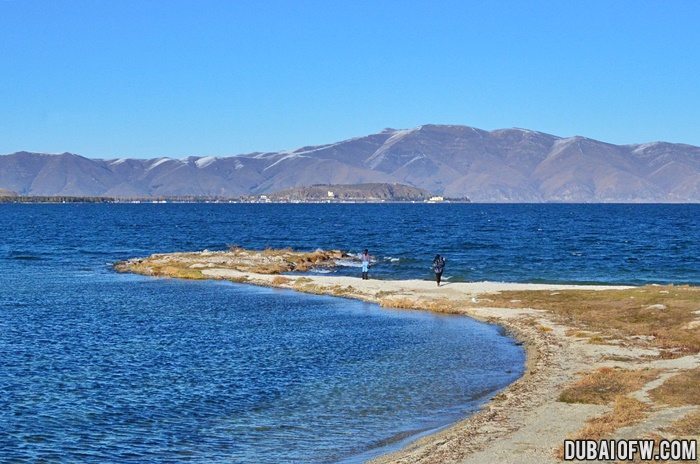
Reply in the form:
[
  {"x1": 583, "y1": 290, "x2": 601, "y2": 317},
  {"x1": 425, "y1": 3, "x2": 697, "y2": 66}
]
[
  {"x1": 432, "y1": 254, "x2": 446, "y2": 287},
  {"x1": 360, "y1": 249, "x2": 371, "y2": 280}
]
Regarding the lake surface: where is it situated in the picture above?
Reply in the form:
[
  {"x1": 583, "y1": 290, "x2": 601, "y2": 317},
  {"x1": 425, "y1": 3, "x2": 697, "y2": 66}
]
[{"x1": 1, "y1": 203, "x2": 697, "y2": 462}]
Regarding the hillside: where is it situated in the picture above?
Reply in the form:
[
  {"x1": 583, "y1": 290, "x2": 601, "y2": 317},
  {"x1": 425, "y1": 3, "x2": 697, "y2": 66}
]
[
  {"x1": 1, "y1": 125, "x2": 699, "y2": 202},
  {"x1": 263, "y1": 183, "x2": 436, "y2": 202}
]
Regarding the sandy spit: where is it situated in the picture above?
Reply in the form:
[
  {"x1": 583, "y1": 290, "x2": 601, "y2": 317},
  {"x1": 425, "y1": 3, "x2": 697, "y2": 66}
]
[{"x1": 117, "y1": 254, "x2": 699, "y2": 463}]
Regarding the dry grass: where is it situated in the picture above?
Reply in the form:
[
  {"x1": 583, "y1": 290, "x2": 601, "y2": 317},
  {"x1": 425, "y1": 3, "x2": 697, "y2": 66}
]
[
  {"x1": 649, "y1": 368, "x2": 700, "y2": 406},
  {"x1": 116, "y1": 259, "x2": 206, "y2": 280},
  {"x1": 261, "y1": 247, "x2": 293, "y2": 256},
  {"x1": 559, "y1": 367, "x2": 658, "y2": 404},
  {"x1": 375, "y1": 290, "x2": 396, "y2": 299},
  {"x1": 253, "y1": 262, "x2": 291, "y2": 274},
  {"x1": 294, "y1": 283, "x2": 331, "y2": 296},
  {"x1": 578, "y1": 396, "x2": 650, "y2": 440},
  {"x1": 663, "y1": 410, "x2": 700, "y2": 436},
  {"x1": 421, "y1": 298, "x2": 462, "y2": 314},
  {"x1": 488, "y1": 285, "x2": 700, "y2": 354},
  {"x1": 379, "y1": 296, "x2": 417, "y2": 309},
  {"x1": 556, "y1": 396, "x2": 651, "y2": 459},
  {"x1": 116, "y1": 247, "x2": 346, "y2": 277},
  {"x1": 271, "y1": 276, "x2": 292, "y2": 285},
  {"x1": 378, "y1": 296, "x2": 463, "y2": 314}
]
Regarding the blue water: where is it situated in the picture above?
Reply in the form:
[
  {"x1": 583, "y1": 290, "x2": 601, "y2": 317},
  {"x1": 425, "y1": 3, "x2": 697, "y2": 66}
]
[{"x1": 0, "y1": 203, "x2": 698, "y2": 462}]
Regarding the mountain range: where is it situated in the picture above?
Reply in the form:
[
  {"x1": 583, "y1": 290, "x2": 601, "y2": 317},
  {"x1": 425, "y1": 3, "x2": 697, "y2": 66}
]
[{"x1": 1, "y1": 124, "x2": 699, "y2": 202}]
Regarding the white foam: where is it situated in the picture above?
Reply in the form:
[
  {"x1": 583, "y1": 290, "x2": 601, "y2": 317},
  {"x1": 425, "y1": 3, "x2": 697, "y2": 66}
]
[{"x1": 335, "y1": 259, "x2": 362, "y2": 268}]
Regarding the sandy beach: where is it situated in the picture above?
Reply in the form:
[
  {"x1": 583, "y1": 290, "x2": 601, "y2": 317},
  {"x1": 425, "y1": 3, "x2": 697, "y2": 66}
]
[{"x1": 115, "y1": 249, "x2": 700, "y2": 463}]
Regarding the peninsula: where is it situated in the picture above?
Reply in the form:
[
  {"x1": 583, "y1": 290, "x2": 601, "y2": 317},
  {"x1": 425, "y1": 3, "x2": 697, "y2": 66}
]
[{"x1": 115, "y1": 248, "x2": 700, "y2": 463}]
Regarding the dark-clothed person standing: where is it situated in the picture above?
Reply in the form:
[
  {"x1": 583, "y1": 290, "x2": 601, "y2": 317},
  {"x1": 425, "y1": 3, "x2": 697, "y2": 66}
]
[{"x1": 432, "y1": 254, "x2": 446, "y2": 287}]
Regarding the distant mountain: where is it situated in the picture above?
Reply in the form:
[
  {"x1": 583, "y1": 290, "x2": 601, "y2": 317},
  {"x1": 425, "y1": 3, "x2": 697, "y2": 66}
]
[
  {"x1": 1, "y1": 125, "x2": 699, "y2": 202},
  {"x1": 263, "y1": 183, "x2": 437, "y2": 202},
  {"x1": 0, "y1": 188, "x2": 18, "y2": 197}
]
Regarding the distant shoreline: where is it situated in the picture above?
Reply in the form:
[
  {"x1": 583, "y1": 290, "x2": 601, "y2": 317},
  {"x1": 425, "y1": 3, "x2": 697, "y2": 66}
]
[
  {"x1": 1, "y1": 197, "x2": 697, "y2": 204},
  {"x1": 0, "y1": 195, "x2": 468, "y2": 204}
]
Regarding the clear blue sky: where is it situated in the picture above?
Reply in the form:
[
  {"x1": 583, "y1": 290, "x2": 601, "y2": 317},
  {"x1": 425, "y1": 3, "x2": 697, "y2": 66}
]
[{"x1": 1, "y1": 0, "x2": 699, "y2": 158}]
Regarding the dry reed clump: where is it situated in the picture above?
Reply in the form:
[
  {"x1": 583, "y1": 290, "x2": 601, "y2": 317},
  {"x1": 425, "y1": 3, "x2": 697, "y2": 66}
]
[
  {"x1": 118, "y1": 247, "x2": 346, "y2": 277},
  {"x1": 577, "y1": 396, "x2": 650, "y2": 440},
  {"x1": 294, "y1": 277, "x2": 312, "y2": 285},
  {"x1": 261, "y1": 247, "x2": 294, "y2": 256},
  {"x1": 253, "y1": 262, "x2": 291, "y2": 275},
  {"x1": 555, "y1": 396, "x2": 651, "y2": 458},
  {"x1": 159, "y1": 265, "x2": 205, "y2": 280},
  {"x1": 329, "y1": 285, "x2": 357, "y2": 296},
  {"x1": 559, "y1": 367, "x2": 659, "y2": 404},
  {"x1": 271, "y1": 276, "x2": 292, "y2": 285},
  {"x1": 648, "y1": 368, "x2": 700, "y2": 406},
  {"x1": 663, "y1": 410, "x2": 700, "y2": 436},
  {"x1": 295, "y1": 283, "x2": 329, "y2": 295},
  {"x1": 421, "y1": 298, "x2": 463, "y2": 314},
  {"x1": 375, "y1": 290, "x2": 396, "y2": 299},
  {"x1": 378, "y1": 297, "x2": 462, "y2": 314},
  {"x1": 379, "y1": 296, "x2": 417, "y2": 309},
  {"x1": 117, "y1": 258, "x2": 206, "y2": 280},
  {"x1": 487, "y1": 285, "x2": 700, "y2": 354}
]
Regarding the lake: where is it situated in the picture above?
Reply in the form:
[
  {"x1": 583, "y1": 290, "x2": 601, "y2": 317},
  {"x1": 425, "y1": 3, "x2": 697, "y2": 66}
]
[{"x1": 1, "y1": 203, "x2": 697, "y2": 462}]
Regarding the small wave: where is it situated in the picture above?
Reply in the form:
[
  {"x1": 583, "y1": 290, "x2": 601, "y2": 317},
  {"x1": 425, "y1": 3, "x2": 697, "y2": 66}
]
[
  {"x1": 310, "y1": 269, "x2": 333, "y2": 274},
  {"x1": 7, "y1": 254, "x2": 43, "y2": 261},
  {"x1": 335, "y1": 259, "x2": 362, "y2": 268},
  {"x1": 383, "y1": 256, "x2": 401, "y2": 263}
]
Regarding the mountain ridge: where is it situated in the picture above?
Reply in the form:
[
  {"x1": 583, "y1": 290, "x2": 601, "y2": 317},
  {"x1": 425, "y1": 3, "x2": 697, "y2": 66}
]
[{"x1": 1, "y1": 125, "x2": 699, "y2": 202}]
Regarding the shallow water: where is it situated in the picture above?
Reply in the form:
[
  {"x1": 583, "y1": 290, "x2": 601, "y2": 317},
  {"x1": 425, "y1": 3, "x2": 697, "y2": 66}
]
[{"x1": 0, "y1": 204, "x2": 531, "y2": 463}]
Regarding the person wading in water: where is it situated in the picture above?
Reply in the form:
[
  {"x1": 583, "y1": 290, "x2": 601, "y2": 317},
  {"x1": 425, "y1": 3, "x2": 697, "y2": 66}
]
[
  {"x1": 432, "y1": 254, "x2": 446, "y2": 287},
  {"x1": 360, "y1": 249, "x2": 371, "y2": 280}
]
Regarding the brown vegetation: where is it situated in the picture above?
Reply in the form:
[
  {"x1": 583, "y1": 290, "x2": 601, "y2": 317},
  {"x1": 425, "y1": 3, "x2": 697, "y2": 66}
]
[
  {"x1": 556, "y1": 396, "x2": 652, "y2": 459},
  {"x1": 578, "y1": 396, "x2": 650, "y2": 440},
  {"x1": 559, "y1": 367, "x2": 658, "y2": 404},
  {"x1": 664, "y1": 410, "x2": 700, "y2": 436},
  {"x1": 115, "y1": 247, "x2": 346, "y2": 277},
  {"x1": 649, "y1": 368, "x2": 700, "y2": 406},
  {"x1": 378, "y1": 296, "x2": 462, "y2": 314},
  {"x1": 487, "y1": 285, "x2": 700, "y2": 354},
  {"x1": 271, "y1": 276, "x2": 292, "y2": 285}
]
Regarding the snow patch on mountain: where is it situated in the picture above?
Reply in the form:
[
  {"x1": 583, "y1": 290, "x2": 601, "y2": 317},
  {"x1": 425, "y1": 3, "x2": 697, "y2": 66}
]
[
  {"x1": 365, "y1": 127, "x2": 419, "y2": 169},
  {"x1": 195, "y1": 156, "x2": 217, "y2": 168},
  {"x1": 262, "y1": 153, "x2": 310, "y2": 172},
  {"x1": 147, "y1": 158, "x2": 177, "y2": 171}
]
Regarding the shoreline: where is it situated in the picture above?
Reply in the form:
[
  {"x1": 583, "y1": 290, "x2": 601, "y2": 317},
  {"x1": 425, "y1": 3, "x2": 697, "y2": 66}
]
[{"x1": 115, "y1": 250, "x2": 700, "y2": 463}]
